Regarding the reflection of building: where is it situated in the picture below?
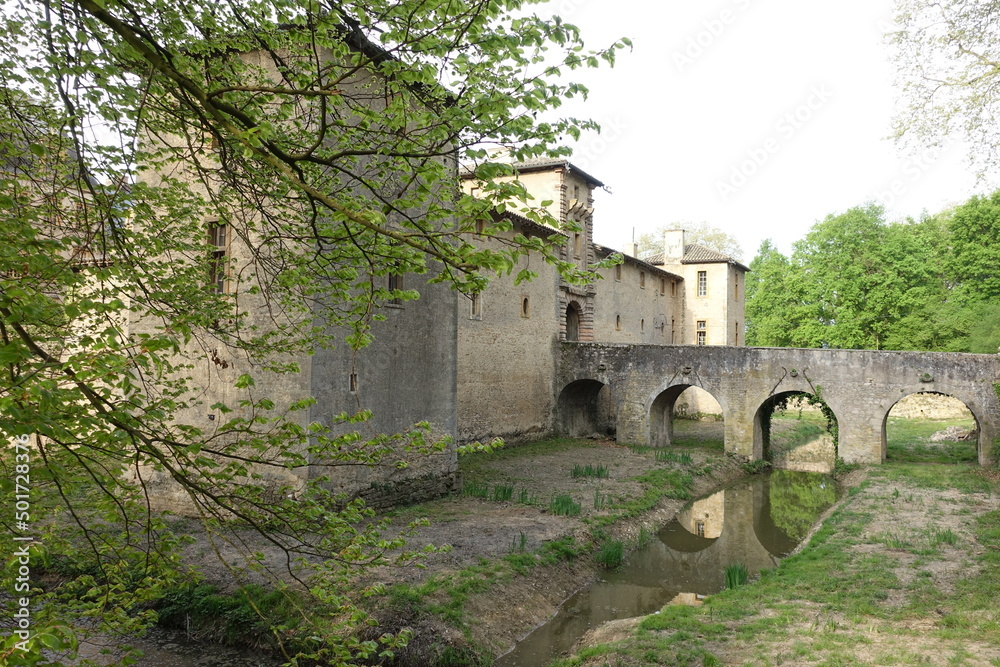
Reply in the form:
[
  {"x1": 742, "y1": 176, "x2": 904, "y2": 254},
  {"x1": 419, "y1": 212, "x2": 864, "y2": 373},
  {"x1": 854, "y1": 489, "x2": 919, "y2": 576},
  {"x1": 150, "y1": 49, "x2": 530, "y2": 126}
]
[{"x1": 677, "y1": 491, "x2": 725, "y2": 538}]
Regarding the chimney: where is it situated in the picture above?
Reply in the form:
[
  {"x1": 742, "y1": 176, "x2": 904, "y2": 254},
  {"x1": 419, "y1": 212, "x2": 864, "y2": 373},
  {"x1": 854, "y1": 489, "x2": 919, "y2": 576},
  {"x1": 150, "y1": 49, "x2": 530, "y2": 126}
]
[
  {"x1": 663, "y1": 229, "x2": 685, "y2": 263},
  {"x1": 629, "y1": 242, "x2": 639, "y2": 257}
]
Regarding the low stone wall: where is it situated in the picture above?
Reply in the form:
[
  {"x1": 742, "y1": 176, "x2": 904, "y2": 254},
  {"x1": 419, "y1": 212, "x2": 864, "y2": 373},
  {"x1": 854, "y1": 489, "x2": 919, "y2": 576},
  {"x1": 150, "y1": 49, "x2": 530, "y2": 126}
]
[
  {"x1": 890, "y1": 393, "x2": 974, "y2": 420},
  {"x1": 353, "y1": 471, "x2": 462, "y2": 513}
]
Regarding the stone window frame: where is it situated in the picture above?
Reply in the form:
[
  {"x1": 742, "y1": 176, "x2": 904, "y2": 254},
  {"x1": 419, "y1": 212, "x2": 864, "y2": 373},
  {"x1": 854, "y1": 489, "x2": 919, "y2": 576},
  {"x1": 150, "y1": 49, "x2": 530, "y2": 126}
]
[
  {"x1": 640, "y1": 271, "x2": 646, "y2": 289},
  {"x1": 697, "y1": 271, "x2": 707, "y2": 297},
  {"x1": 697, "y1": 319, "x2": 707, "y2": 346},
  {"x1": 520, "y1": 295, "x2": 530, "y2": 319}
]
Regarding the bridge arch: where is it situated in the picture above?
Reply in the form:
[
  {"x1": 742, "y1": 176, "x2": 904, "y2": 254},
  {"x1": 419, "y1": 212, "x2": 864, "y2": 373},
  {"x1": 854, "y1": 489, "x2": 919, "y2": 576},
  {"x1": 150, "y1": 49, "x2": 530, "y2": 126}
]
[
  {"x1": 647, "y1": 383, "x2": 725, "y2": 448},
  {"x1": 752, "y1": 391, "x2": 839, "y2": 469},
  {"x1": 881, "y1": 391, "x2": 981, "y2": 463},
  {"x1": 557, "y1": 378, "x2": 617, "y2": 438}
]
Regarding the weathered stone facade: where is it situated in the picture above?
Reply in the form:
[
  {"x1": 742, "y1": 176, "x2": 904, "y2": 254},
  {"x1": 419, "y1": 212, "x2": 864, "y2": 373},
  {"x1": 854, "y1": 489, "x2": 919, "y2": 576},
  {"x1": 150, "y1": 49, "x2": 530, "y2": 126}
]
[
  {"x1": 458, "y1": 160, "x2": 738, "y2": 446},
  {"x1": 133, "y1": 45, "x2": 461, "y2": 511}
]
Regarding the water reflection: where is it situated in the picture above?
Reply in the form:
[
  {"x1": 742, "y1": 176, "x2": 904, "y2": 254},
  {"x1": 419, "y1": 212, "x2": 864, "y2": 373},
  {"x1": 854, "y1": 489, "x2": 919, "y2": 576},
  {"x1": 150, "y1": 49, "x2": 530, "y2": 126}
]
[{"x1": 497, "y1": 470, "x2": 836, "y2": 667}]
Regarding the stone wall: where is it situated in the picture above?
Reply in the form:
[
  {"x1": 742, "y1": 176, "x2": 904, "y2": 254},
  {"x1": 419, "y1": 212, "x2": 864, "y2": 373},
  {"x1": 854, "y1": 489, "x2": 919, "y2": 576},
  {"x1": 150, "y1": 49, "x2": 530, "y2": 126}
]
[
  {"x1": 591, "y1": 256, "x2": 682, "y2": 345},
  {"x1": 352, "y1": 470, "x2": 462, "y2": 513},
  {"x1": 456, "y1": 219, "x2": 562, "y2": 444},
  {"x1": 890, "y1": 393, "x2": 975, "y2": 420}
]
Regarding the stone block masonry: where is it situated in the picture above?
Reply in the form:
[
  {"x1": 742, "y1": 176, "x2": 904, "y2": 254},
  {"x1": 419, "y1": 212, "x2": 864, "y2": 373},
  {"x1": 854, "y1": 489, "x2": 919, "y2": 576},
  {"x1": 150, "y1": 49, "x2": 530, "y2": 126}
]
[{"x1": 558, "y1": 343, "x2": 1000, "y2": 466}]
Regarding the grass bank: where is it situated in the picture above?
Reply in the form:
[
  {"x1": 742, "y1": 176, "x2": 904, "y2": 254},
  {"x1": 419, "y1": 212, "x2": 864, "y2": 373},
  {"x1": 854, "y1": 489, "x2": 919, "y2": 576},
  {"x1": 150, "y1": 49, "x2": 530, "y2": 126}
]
[{"x1": 554, "y1": 462, "x2": 1000, "y2": 666}]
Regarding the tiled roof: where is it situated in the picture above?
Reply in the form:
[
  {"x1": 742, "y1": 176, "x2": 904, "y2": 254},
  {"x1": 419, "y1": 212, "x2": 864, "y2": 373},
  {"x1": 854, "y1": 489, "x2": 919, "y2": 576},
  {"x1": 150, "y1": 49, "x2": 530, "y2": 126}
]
[
  {"x1": 682, "y1": 243, "x2": 733, "y2": 263},
  {"x1": 460, "y1": 158, "x2": 604, "y2": 187},
  {"x1": 593, "y1": 244, "x2": 684, "y2": 280},
  {"x1": 643, "y1": 244, "x2": 750, "y2": 272}
]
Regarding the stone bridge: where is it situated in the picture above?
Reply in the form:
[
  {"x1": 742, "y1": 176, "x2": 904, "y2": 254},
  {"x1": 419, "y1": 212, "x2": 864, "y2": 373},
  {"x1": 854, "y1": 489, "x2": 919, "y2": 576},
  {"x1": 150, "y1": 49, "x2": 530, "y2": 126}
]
[{"x1": 557, "y1": 343, "x2": 1000, "y2": 465}]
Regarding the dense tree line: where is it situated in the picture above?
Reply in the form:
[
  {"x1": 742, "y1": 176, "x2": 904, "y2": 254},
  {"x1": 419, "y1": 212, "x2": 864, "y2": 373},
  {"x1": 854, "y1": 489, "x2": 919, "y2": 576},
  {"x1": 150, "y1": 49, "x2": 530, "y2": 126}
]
[{"x1": 745, "y1": 193, "x2": 1000, "y2": 353}]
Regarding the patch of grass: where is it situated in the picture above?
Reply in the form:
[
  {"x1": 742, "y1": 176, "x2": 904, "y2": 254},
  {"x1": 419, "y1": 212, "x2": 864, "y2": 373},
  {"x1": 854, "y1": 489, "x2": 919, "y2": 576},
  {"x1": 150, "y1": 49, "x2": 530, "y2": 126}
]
[
  {"x1": 516, "y1": 487, "x2": 537, "y2": 505},
  {"x1": 389, "y1": 537, "x2": 583, "y2": 631},
  {"x1": 877, "y1": 531, "x2": 912, "y2": 550},
  {"x1": 595, "y1": 539, "x2": 624, "y2": 569},
  {"x1": 491, "y1": 484, "x2": 514, "y2": 502},
  {"x1": 593, "y1": 468, "x2": 693, "y2": 527},
  {"x1": 770, "y1": 411, "x2": 827, "y2": 453},
  {"x1": 670, "y1": 418, "x2": 726, "y2": 451},
  {"x1": 655, "y1": 449, "x2": 694, "y2": 465},
  {"x1": 550, "y1": 494, "x2": 581, "y2": 516},
  {"x1": 461, "y1": 480, "x2": 489, "y2": 499},
  {"x1": 156, "y1": 581, "x2": 307, "y2": 648},
  {"x1": 593, "y1": 489, "x2": 611, "y2": 510},
  {"x1": 885, "y1": 417, "x2": 978, "y2": 464},
  {"x1": 724, "y1": 563, "x2": 749, "y2": 589},
  {"x1": 509, "y1": 531, "x2": 526, "y2": 553},
  {"x1": 876, "y1": 464, "x2": 998, "y2": 495},
  {"x1": 571, "y1": 463, "x2": 609, "y2": 478},
  {"x1": 930, "y1": 527, "x2": 958, "y2": 546},
  {"x1": 433, "y1": 645, "x2": 493, "y2": 666},
  {"x1": 537, "y1": 536, "x2": 584, "y2": 564}
]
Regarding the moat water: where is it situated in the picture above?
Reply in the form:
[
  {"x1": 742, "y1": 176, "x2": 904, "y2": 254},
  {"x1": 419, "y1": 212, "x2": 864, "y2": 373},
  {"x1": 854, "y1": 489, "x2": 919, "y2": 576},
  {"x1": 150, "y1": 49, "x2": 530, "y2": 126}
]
[{"x1": 496, "y1": 470, "x2": 837, "y2": 667}]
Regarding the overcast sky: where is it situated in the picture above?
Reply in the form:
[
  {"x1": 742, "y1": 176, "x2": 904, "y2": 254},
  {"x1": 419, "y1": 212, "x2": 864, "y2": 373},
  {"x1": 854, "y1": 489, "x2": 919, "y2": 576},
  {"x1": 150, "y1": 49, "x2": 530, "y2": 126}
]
[{"x1": 547, "y1": 0, "x2": 996, "y2": 261}]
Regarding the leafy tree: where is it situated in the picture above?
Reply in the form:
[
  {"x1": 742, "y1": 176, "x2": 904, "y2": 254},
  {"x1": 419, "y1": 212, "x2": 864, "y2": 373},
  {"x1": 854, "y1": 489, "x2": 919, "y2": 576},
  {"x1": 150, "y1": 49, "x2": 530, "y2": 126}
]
[
  {"x1": 891, "y1": 0, "x2": 1000, "y2": 176},
  {"x1": 744, "y1": 240, "x2": 801, "y2": 347},
  {"x1": 636, "y1": 222, "x2": 743, "y2": 261},
  {"x1": 745, "y1": 205, "x2": 962, "y2": 352},
  {"x1": 0, "y1": 1, "x2": 626, "y2": 664},
  {"x1": 947, "y1": 191, "x2": 1000, "y2": 302}
]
